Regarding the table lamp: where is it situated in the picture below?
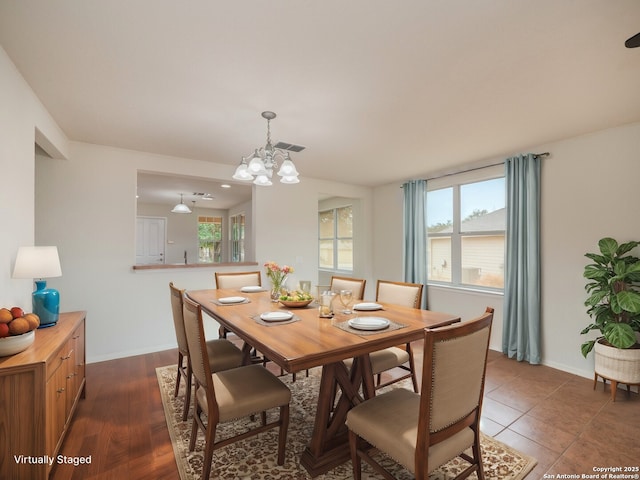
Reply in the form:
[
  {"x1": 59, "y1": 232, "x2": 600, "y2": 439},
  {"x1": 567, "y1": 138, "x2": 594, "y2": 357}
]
[{"x1": 12, "y1": 246, "x2": 62, "y2": 328}]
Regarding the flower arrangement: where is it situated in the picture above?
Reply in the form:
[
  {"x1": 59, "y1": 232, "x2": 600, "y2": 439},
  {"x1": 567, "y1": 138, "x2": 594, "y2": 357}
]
[{"x1": 264, "y1": 261, "x2": 294, "y2": 301}]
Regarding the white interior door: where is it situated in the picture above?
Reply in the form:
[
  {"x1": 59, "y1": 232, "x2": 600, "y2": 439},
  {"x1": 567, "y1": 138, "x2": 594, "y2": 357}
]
[{"x1": 136, "y1": 216, "x2": 166, "y2": 264}]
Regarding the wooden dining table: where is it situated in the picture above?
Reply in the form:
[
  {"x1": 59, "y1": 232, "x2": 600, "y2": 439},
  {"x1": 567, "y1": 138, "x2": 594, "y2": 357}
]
[{"x1": 185, "y1": 288, "x2": 460, "y2": 477}]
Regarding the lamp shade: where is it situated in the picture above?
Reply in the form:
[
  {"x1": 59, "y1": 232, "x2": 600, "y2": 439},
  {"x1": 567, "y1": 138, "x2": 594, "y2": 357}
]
[
  {"x1": 171, "y1": 194, "x2": 192, "y2": 214},
  {"x1": 13, "y1": 246, "x2": 62, "y2": 279},
  {"x1": 13, "y1": 246, "x2": 62, "y2": 328}
]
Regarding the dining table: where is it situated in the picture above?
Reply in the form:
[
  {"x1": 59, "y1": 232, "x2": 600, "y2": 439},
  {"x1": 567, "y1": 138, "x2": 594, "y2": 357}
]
[{"x1": 185, "y1": 287, "x2": 460, "y2": 477}]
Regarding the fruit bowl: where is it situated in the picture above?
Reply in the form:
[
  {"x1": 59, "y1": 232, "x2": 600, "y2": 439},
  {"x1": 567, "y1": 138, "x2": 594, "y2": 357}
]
[
  {"x1": 0, "y1": 330, "x2": 35, "y2": 357},
  {"x1": 279, "y1": 299, "x2": 313, "y2": 308}
]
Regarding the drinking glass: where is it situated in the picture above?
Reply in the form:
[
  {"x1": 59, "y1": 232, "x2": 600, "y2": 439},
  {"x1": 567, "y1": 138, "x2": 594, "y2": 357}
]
[{"x1": 339, "y1": 289, "x2": 353, "y2": 314}]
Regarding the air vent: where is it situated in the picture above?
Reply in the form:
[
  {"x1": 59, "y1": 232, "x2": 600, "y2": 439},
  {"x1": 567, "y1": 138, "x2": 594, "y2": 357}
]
[
  {"x1": 274, "y1": 141, "x2": 305, "y2": 153},
  {"x1": 193, "y1": 192, "x2": 214, "y2": 200}
]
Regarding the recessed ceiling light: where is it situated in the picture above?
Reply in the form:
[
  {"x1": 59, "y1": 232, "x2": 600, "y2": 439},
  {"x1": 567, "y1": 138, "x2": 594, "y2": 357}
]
[{"x1": 220, "y1": 184, "x2": 231, "y2": 189}]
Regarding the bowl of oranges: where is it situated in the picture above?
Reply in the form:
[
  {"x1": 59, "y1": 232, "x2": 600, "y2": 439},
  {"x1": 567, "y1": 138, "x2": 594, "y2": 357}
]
[{"x1": 0, "y1": 307, "x2": 39, "y2": 357}]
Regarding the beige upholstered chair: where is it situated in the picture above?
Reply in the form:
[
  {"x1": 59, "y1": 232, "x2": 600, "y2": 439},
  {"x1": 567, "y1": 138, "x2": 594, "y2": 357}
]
[
  {"x1": 330, "y1": 275, "x2": 367, "y2": 300},
  {"x1": 343, "y1": 280, "x2": 424, "y2": 392},
  {"x1": 372, "y1": 280, "x2": 424, "y2": 391},
  {"x1": 346, "y1": 307, "x2": 494, "y2": 480},
  {"x1": 169, "y1": 282, "x2": 243, "y2": 421},
  {"x1": 214, "y1": 271, "x2": 262, "y2": 290},
  {"x1": 376, "y1": 280, "x2": 424, "y2": 309},
  {"x1": 214, "y1": 271, "x2": 262, "y2": 339},
  {"x1": 183, "y1": 296, "x2": 291, "y2": 480}
]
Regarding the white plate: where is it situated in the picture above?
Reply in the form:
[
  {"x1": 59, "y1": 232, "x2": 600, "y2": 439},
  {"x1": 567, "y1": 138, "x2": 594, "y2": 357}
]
[
  {"x1": 241, "y1": 285, "x2": 264, "y2": 293},
  {"x1": 348, "y1": 316, "x2": 390, "y2": 331},
  {"x1": 353, "y1": 302, "x2": 383, "y2": 311},
  {"x1": 260, "y1": 311, "x2": 294, "y2": 322},
  {"x1": 218, "y1": 296, "x2": 247, "y2": 304}
]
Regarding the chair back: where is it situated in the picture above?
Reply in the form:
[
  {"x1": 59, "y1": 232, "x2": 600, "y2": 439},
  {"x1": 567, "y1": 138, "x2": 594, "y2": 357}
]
[
  {"x1": 376, "y1": 280, "x2": 424, "y2": 308},
  {"x1": 215, "y1": 271, "x2": 262, "y2": 289},
  {"x1": 416, "y1": 307, "x2": 494, "y2": 470},
  {"x1": 169, "y1": 282, "x2": 189, "y2": 355},
  {"x1": 183, "y1": 296, "x2": 219, "y2": 418},
  {"x1": 330, "y1": 275, "x2": 366, "y2": 300}
]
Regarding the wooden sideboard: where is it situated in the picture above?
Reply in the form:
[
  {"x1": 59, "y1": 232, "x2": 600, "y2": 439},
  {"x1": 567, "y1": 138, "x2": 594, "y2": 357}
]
[{"x1": 0, "y1": 311, "x2": 86, "y2": 480}]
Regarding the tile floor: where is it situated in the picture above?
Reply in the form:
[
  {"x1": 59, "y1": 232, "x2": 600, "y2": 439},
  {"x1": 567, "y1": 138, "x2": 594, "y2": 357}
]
[{"x1": 479, "y1": 350, "x2": 639, "y2": 478}]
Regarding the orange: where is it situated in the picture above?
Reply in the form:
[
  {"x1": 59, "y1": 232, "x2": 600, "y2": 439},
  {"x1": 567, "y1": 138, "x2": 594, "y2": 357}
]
[
  {"x1": 0, "y1": 308, "x2": 13, "y2": 324},
  {"x1": 8, "y1": 317, "x2": 30, "y2": 335},
  {"x1": 24, "y1": 313, "x2": 40, "y2": 330}
]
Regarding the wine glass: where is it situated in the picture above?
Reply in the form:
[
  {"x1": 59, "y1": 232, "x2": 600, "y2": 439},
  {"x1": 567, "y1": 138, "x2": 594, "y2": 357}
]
[{"x1": 339, "y1": 289, "x2": 353, "y2": 314}]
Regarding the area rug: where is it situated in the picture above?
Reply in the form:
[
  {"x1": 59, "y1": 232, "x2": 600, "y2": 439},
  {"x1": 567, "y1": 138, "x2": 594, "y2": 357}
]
[{"x1": 156, "y1": 365, "x2": 537, "y2": 479}]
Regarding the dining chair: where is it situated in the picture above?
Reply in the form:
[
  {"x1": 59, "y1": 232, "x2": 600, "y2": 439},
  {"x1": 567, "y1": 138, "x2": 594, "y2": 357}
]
[
  {"x1": 372, "y1": 280, "x2": 424, "y2": 392},
  {"x1": 330, "y1": 275, "x2": 367, "y2": 300},
  {"x1": 182, "y1": 295, "x2": 291, "y2": 480},
  {"x1": 346, "y1": 307, "x2": 494, "y2": 480},
  {"x1": 214, "y1": 270, "x2": 262, "y2": 290},
  {"x1": 169, "y1": 282, "x2": 243, "y2": 421},
  {"x1": 214, "y1": 271, "x2": 262, "y2": 339}
]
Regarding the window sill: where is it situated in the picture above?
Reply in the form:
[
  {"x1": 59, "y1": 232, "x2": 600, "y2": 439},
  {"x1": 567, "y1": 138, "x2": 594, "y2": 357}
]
[{"x1": 427, "y1": 283, "x2": 504, "y2": 297}]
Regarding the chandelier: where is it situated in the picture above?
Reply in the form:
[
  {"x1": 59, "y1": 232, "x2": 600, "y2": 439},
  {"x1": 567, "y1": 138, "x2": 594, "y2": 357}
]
[{"x1": 233, "y1": 111, "x2": 304, "y2": 186}]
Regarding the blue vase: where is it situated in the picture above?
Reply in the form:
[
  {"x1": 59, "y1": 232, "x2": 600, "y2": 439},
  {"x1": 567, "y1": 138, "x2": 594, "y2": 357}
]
[{"x1": 33, "y1": 280, "x2": 60, "y2": 328}]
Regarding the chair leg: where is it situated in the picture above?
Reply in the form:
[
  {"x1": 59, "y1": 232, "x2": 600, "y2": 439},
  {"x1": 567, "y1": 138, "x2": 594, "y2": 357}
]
[
  {"x1": 174, "y1": 353, "x2": 184, "y2": 397},
  {"x1": 201, "y1": 418, "x2": 217, "y2": 480},
  {"x1": 182, "y1": 360, "x2": 193, "y2": 422},
  {"x1": 474, "y1": 428, "x2": 485, "y2": 480},
  {"x1": 277, "y1": 404, "x2": 289, "y2": 465},
  {"x1": 407, "y1": 343, "x2": 419, "y2": 393},
  {"x1": 189, "y1": 404, "x2": 200, "y2": 452},
  {"x1": 348, "y1": 430, "x2": 362, "y2": 480}
]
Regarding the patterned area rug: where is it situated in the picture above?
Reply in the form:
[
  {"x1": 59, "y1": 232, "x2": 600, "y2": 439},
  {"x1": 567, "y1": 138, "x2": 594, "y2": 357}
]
[{"x1": 156, "y1": 365, "x2": 537, "y2": 480}]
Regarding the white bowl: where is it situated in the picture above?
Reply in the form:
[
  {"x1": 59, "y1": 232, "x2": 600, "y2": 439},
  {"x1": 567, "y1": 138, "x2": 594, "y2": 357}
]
[{"x1": 0, "y1": 330, "x2": 35, "y2": 357}]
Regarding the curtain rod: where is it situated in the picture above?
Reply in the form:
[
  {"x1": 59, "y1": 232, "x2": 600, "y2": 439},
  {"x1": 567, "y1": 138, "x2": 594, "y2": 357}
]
[{"x1": 404, "y1": 151, "x2": 550, "y2": 184}]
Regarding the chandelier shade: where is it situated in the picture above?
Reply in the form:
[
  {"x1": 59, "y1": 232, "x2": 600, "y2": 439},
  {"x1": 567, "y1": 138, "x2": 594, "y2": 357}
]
[
  {"x1": 233, "y1": 111, "x2": 304, "y2": 186},
  {"x1": 171, "y1": 194, "x2": 192, "y2": 214}
]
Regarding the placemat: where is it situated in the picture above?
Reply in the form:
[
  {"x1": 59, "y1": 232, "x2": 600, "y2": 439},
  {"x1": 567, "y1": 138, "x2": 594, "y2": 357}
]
[
  {"x1": 251, "y1": 313, "x2": 301, "y2": 326},
  {"x1": 334, "y1": 318, "x2": 406, "y2": 336},
  {"x1": 210, "y1": 298, "x2": 251, "y2": 306}
]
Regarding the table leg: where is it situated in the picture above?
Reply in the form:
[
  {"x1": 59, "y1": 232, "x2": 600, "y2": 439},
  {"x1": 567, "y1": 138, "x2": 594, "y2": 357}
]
[{"x1": 300, "y1": 354, "x2": 374, "y2": 477}]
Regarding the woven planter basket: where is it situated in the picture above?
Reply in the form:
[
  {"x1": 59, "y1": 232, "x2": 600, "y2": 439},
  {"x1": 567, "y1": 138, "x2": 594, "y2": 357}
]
[{"x1": 594, "y1": 339, "x2": 640, "y2": 384}]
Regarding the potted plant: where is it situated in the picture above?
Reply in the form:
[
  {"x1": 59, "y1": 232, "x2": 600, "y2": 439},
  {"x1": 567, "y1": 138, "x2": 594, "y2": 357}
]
[{"x1": 581, "y1": 237, "x2": 640, "y2": 399}]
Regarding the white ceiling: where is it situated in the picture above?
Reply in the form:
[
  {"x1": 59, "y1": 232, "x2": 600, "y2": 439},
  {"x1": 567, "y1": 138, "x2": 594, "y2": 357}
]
[{"x1": 2, "y1": 1, "x2": 640, "y2": 207}]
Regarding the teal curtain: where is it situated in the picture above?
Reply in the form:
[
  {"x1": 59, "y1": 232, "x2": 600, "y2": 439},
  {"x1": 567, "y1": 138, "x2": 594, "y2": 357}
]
[
  {"x1": 402, "y1": 179, "x2": 428, "y2": 309},
  {"x1": 503, "y1": 154, "x2": 541, "y2": 364}
]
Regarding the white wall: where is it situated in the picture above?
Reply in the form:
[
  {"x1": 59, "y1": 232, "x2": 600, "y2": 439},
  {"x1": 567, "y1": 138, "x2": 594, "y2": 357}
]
[
  {"x1": 0, "y1": 46, "x2": 68, "y2": 313},
  {"x1": 35, "y1": 141, "x2": 374, "y2": 363},
  {"x1": 372, "y1": 121, "x2": 640, "y2": 379}
]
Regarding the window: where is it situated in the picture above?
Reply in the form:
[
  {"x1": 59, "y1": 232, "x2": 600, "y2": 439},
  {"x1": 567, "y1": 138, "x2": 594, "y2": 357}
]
[
  {"x1": 319, "y1": 205, "x2": 353, "y2": 271},
  {"x1": 427, "y1": 174, "x2": 505, "y2": 290},
  {"x1": 198, "y1": 216, "x2": 222, "y2": 263},
  {"x1": 230, "y1": 213, "x2": 245, "y2": 262}
]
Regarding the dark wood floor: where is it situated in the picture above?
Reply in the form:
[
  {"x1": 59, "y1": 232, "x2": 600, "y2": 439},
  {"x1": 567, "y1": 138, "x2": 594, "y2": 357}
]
[{"x1": 50, "y1": 344, "x2": 638, "y2": 480}]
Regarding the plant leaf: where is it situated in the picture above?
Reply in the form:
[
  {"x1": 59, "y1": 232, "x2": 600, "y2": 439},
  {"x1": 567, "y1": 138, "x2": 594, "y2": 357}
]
[
  {"x1": 604, "y1": 322, "x2": 637, "y2": 349},
  {"x1": 583, "y1": 265, "x2": 609, "y2": 280},
  {"x1": 584, "y1": 253, "x2": 607, "y2": 265},
  {"x1": 616, "y1": 290, "x2": 640, "y2": 313},
  {"x1": 617, "y1": 241, "x2": 640, "y2": 256},
  {"x1": 581, "y1": 340, "x2": 596, "y2": 358},
  {"x1": 599, "y1": 237, "x2": 618, "y2": 257}
]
